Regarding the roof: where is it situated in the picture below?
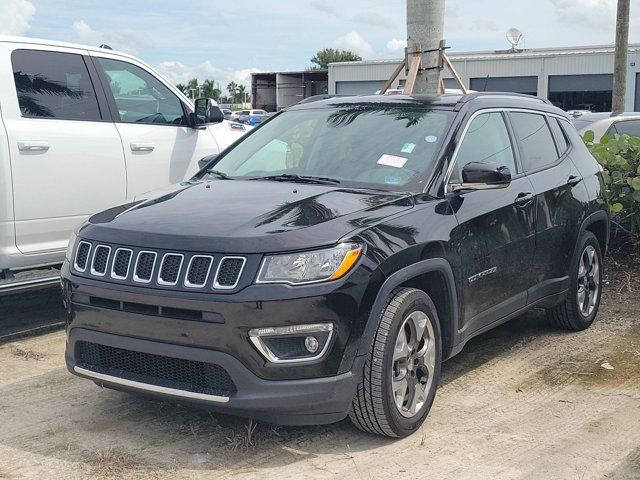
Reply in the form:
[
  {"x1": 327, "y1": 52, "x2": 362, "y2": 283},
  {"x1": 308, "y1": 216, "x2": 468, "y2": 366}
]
[
  {"x1": 288, "y1": 92, "x2": 566, "y2": 116},
  {"x1": 0, "y1": 35, "x2": 138, "y2": 62},
  {"x1": 329, "y1": 43, "x2": 640, "y2": 67}
]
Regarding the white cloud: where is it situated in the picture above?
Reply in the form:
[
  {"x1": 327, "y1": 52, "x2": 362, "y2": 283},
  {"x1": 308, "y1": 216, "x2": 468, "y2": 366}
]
[
  {"x1": 549, "y1": 0, "x2": 615, "y2": 28},
  {"x1": 156, "y1": 60, "x2": 260, "y2": 88},
  {"x1": 352, "y1": 11, "x2": 395, "y2": 28},
  {"x1": 0, "y1": 0, "x2": 35, "y2": 35},
  {"x1": 71, "y1": 19, "x2": 154, "y2": 54},
  {"x1": 382, "y1": 38, "x2": 407, "y2": 57},
  {"x1": 329, "y1": 31, "x2": 374, "y2": 57}
]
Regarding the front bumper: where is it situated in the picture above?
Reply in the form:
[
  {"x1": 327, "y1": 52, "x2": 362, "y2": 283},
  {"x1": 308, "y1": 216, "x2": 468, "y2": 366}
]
[{"x1": 67, "y1": 328, "x2": 361, "y2": 425}]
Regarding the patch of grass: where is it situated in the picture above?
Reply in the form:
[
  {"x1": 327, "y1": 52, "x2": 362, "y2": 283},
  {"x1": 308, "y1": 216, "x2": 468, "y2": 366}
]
[
  {"x1": 85, "y1": 449, "x2": 138, "y2": 477},
  {"x1": 10, "y1": 345, "x2": 46, "y2": 361},
  {"x1": 226, "y1": 420, "x2": 259, "y2": 450}
]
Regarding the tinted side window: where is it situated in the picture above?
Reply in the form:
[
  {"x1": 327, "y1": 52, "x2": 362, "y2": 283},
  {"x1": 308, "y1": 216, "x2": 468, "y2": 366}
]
[
  {"x1": 11, "y1": 49, "x2": 101, "y2": 121},
  {"x1": 510, "y1": 112, "x2": 559, "y2": 171},
  {"x1": 97, "y1": 58, "x2": 186, "y2": 125},
  {"x1": 548, "y1": 117, "x2": 569, "y2": 155},
  {"x1": 453, "y1": 112, "x2": 517, "y2": 180},
  {"x1": 612, "y1": 120, "x2": 640, "y2": 137}
]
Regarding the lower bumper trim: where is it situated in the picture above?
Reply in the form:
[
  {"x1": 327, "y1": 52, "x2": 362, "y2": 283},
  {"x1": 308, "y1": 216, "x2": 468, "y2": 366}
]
[{"x1": 73, "y1": 366, "x2": 230, "y2": 403}]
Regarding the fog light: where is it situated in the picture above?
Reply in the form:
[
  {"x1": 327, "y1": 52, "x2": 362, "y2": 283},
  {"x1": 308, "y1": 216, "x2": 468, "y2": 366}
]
[
  {"x1": 305, "y1": 336, "x2": 319, "y2": 353},
  {"x1": 248, "y1": 323, "x2": 333, "y2": 364}
]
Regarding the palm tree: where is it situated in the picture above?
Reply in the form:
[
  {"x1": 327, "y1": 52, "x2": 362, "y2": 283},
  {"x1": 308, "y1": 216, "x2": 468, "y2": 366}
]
[
  {"x1": 202, "y1": 79, "x2": 221, "y2": 101},
  {"x1": 237, "y1": 84, "x2": 247, "y2": 104},
  {"x1": 227, "y1": 81, "x2": 239, "y2": 104}
]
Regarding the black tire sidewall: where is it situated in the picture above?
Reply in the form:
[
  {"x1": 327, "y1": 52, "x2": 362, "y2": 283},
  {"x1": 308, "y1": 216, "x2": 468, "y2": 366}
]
[{"x1": 381, "y1": 290, "x2": 442, "y2": 437}]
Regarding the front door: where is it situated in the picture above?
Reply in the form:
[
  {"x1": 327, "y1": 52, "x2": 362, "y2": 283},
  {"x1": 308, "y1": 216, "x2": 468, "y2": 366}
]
[
  {"x1": 2, "y1": 45, "x2": 126, "y2": 254},
  {"x1": 447, "y1": 111, "x2": 537, "y2": 334},
  {"x1": 91, "y1": 54, "x2": 219, "y2": 198}
]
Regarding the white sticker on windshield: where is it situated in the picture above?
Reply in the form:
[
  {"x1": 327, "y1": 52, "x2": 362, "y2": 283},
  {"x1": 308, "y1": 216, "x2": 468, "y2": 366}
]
[
  {"x1": 425, "y1": 135, "x2": 438, "y2": 143},
  {"x1": 377, "y1": 154, "x2": 408, "y2": 168}
]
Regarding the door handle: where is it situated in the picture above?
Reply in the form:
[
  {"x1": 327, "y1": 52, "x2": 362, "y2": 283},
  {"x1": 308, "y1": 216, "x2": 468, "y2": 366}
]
[
  {"x1": 17, "y1": 140, "x2": 49, "y2": 152},
  {"x1": 130, "y1": 143, "x2": 155, "y2": 152},
  {"x1": 514, "y1": 192, "x2": 534, "y2": 208},
  {"x1": 567, "y1": 175, "x2": 582, "y2": 187}
]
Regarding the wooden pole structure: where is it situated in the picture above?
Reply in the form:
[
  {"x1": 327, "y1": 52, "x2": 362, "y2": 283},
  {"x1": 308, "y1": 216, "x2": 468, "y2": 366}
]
[
  {"x1": 407, "y1": 0, "x2": 445, "y2": 94},
  {"x1": 612, "y1": 0, "x2": 630, "y2": 114}
]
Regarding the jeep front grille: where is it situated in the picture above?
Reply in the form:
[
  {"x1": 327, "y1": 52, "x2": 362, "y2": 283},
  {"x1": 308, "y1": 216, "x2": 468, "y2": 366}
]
[
  {"x1": 134, "y1": 251, "x2": 157, "y2": 283},
  {"x1": 91, "y1": 245, "x2": 111, "y2": 276},
  {"x1": 72, "y1": 242, "x2": 247, "y2": 292},
  {"x1": 74, "y1": 241, "x2": 92, "y2": 272}
]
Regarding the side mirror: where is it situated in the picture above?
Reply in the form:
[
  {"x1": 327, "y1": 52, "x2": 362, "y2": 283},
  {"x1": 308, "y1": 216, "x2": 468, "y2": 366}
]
[
  {"x1": 450, "y1": 162, "x2": 511, "y2": 192},
  {"x1": 198, "y1": 153, "x2": 218, "y2": 170},
  {"x1": 192, "y1": 98, "x2": 224, "y2": 127}
]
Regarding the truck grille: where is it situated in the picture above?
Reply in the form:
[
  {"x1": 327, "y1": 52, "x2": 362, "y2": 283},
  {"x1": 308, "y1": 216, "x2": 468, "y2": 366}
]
[
  {"x1": 76, "y1": 341, "x2": 236, "y2": 397},
  {"x1": 73, "y1": 242, "x2": 247, "y2": 292}
]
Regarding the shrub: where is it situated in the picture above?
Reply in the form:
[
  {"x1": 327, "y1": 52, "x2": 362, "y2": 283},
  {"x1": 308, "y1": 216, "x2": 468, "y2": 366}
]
[{"x1": 583, "y1": 130, "x2": 640, "y2": 241}]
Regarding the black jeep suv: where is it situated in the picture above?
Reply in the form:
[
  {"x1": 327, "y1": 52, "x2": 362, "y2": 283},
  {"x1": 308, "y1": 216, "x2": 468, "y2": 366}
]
[{"x1": 62, "y1": 92, "x2": 609, "y2": 438}]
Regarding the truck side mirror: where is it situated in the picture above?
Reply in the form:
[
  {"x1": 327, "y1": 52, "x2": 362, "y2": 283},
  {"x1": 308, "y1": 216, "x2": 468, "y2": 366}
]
[{"x1": 192, "y1": 98, "x2": 224, "y2": 127}]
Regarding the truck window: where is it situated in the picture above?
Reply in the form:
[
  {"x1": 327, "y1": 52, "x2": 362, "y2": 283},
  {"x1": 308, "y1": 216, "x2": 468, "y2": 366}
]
[
  {"x1": 96, "y1": 58, "x2": 186, "y2": 126},
  {"x1": 11, "y1": 49, "x2": 101, "y2": 121}
]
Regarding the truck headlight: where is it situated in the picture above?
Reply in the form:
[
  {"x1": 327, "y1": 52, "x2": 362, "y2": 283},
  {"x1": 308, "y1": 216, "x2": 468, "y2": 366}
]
[
  {"x1": 256, "y1": 243, "x2": 363, "y2": 285},
  {"x1": 65, "y1": 230, "x2": 78, "y2": 262}
]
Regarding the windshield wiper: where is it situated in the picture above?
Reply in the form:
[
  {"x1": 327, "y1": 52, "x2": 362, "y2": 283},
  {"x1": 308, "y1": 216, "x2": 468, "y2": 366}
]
[
  {"x1": 249, "y1": 174, "x2": 341, "y2": 185},
  {"x1": 206, "y1": 170, "x2": 233, "y2": 180}
]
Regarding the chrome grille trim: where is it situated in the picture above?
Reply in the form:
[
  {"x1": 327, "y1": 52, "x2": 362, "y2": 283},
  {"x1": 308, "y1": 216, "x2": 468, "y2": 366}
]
[
  {"x1": 74, "y1": 241, "x2": 92, "y2": 273},
  {"x1": 157, "y1": 253, "x2": 184, "y2": 286},
  {"x1": 184, "y1": 255, "x2": 214, "y2": 289},
  {"x1": 213, "y1": 256, "x2": 246, "y2": 290},
  {"x1": 110, "y1": 248, "x2": 133, "y2": 280},
  {"x1": 90, "y1": 245, "x2": 111, "y2": 277},
  {"x1": 133, "y1": 251, "x2": 157, "y2": 284}
]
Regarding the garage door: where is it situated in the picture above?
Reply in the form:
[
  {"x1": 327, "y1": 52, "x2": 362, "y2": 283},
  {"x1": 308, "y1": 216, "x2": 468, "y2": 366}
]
[
  {"x1": 470, "y1": 76, "x2": 538, "y2": 95},
  {"x1": 635, "y1": 72, "x2": 640, "y2": 111},
  {"x1": 336, "y1": 81, "x2": 387, "y2": 95},
  {"x1": 548, "y1": 74, "x2": 613, "y2": 112}
]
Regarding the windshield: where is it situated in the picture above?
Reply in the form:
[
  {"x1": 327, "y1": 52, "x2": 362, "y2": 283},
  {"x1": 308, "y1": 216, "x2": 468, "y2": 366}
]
[{"x1": 209, "y1": 105, "x2": 453, "y2": 191}]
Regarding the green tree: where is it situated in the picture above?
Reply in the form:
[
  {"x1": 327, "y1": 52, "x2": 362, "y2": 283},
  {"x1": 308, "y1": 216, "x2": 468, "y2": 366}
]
[
  {"x1": 237, "y1": 84, "x2": 247, "y2": 104},
  {"x1": 309, "y1": 48, "x2": 362, "y2": 70},
  {"x1": 227, "y1": 81, "x2": 239, "y2": 104},
  {"x1": 202, "y1": 79, "x2": 221, "y2": 101}
]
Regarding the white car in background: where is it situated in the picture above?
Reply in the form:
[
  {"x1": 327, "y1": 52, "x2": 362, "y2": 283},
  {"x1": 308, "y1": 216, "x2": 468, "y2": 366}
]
[
  {"x1": 572, "y1": 112, "x2": 640, "y2": 142},
  {"x1": 0, "y1": 36, "x2": 248, "y2": 293}
]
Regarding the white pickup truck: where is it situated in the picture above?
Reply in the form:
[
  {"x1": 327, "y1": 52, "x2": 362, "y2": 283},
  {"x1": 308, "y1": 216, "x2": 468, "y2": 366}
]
[{"x1": 0, "y1": 36, "x2": 248, "y2": 294}]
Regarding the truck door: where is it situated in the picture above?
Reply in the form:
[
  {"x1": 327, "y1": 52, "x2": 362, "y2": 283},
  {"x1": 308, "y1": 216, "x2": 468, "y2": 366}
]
[
  {"x1": 1, "y1": 45, "x2": 126, "y2": 255},
  {"x1": 90, "y1": 54, "x2": 220, "y2": 198}
]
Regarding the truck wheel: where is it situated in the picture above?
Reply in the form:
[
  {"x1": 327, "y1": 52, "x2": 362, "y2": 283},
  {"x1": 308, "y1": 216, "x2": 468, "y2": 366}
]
[
  {"x1": 546, "y1": 231, "x2": 602, "y2": 331},
  {"x1": 349, "y1": 287, "x2": 442, "y2": 437}
]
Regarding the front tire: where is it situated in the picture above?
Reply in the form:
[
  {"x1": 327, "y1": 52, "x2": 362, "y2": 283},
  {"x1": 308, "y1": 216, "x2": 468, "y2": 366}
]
[
  {"x1": 546, "y1": 231, "x2": 603, "y2": 331},
  {"x1": 349, "y1": 287, "x2": 442, "y2": 437}
]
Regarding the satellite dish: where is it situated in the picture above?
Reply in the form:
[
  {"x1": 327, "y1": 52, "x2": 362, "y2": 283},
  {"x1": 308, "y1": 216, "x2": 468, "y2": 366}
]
[{"x1": 506, "y1": 28, "x2": 524, "y2": 50}]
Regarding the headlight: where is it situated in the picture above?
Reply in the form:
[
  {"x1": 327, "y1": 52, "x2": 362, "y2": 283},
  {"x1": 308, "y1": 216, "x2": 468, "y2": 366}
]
[
  {"x1": 65, "y1": 230, "x2": 78, "y2": 262},
  {"x1": 256, "y1": 243, "x2": 363, "y2": 285}
]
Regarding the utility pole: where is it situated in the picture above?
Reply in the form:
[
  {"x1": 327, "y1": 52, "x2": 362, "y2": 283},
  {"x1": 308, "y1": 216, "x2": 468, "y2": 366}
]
[
  {"x1": 612, "y1": 0, "x2": 630, "y2": 114},
  {"x1": 407, "y1": 0, "x2": 445, "y2": 94}
]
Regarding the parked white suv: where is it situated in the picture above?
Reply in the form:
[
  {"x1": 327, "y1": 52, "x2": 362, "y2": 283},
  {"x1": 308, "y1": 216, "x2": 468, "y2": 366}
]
[{"x1": 0, "y1": 36, "x2": 248, "y2": 293}]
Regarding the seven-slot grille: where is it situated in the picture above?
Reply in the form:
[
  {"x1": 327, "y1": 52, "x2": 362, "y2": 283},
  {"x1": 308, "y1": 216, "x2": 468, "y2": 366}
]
[{"x1": 73, "y1": 242, "x2": 245, "y2": 291}]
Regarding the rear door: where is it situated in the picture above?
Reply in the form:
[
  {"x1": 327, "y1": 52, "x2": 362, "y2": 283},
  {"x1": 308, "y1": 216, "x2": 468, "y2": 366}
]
[
  {"x1": 1, "y1": 45, "x2": 126, "y2": 254},
  {"x1": 509, "y1": 112, "x2": 588, "y2": 302},
  {"x1": 447, "y1": 110, "x2": 537, "y2": 333},
  {"x1": 90, "y1": 54, "x2": 219, "y2": 198}
]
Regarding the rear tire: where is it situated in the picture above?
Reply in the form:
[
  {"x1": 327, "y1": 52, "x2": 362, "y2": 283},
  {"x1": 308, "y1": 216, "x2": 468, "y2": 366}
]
[
  {"x1": 349, "y1": 287, "x2": 442, "y2": 437},
  {"x1": 546, "y1": 231, "x2": 602, "y2": 331}
]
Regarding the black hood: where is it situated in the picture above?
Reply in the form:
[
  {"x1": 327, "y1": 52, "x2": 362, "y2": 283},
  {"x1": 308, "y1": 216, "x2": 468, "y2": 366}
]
[{"x1": 80, "y1": 179, "x2": 414, "y2": 253}]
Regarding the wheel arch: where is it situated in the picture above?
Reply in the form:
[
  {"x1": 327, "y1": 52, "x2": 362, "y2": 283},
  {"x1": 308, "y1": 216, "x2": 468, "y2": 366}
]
[
  {"x1": 356, "y1": 258, "x2": 459, "y2": 361},
  {"x1": 580, "y1": 210, "x2": 610, "y2": 257}
]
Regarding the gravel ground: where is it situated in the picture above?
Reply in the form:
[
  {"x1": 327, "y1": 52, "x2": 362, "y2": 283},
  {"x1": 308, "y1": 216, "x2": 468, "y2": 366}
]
[{"x1": 0, "y1": 268, "x2": 639, "y2": 479}]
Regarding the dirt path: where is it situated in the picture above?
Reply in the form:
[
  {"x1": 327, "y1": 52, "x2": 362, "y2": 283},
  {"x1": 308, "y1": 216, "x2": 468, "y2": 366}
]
[{"x1": 1, "y1": 286, "x2": 639, "y2": 480}]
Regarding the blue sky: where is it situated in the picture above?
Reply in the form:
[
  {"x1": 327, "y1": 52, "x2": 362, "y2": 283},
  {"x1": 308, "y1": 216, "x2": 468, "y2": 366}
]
[{"x1": 2, "y1": 0, "x2": 638, "y2": 87}]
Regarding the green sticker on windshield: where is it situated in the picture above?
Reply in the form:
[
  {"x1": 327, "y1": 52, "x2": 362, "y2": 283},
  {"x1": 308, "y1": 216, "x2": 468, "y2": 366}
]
[{"x1": 401, "y1": 143, "x2": 416, "y2": 154}]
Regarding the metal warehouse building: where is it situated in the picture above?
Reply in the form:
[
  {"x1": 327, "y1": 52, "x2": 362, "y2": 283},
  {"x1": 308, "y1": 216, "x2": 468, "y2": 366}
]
[
  {"x1": 328, "y1": 44, "x2": 640, "y2": 112},
  {"x1": 252, "y1": 70, "x2": 328, "y2": 111}
]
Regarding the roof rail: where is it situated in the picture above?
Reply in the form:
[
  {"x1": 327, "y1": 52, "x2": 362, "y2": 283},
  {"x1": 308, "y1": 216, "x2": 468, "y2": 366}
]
[
  {"x1": 296, "y1": 94, "x2": 348, "y2": 105},
  {"x1": 459, "y1": 91, "x2": 552, "y2": 105}
]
